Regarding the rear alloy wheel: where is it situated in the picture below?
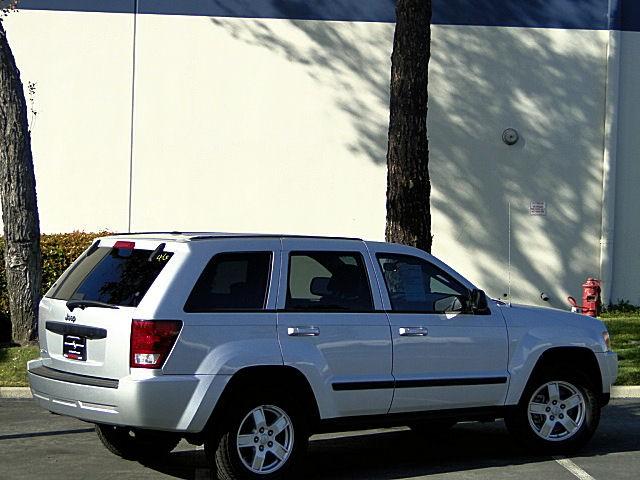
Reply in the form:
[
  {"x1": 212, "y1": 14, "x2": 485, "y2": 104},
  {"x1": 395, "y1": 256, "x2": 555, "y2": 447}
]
[
  {"x1": 506, "y1": 372, "x2": 600, "y2": 453},
  {"x1": 208, "y1": 395, "x2": 307, "y2": 480},
  {"x1": 95, "y1": 424, "x2": 180, "y2": 460}
]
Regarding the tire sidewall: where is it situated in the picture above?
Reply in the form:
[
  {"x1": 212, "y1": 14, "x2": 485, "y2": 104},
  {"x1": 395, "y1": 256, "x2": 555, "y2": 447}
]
[
  {"x1": 95, "y1": 424, "x2": 179, "y2": 460},
  {"x1": 212, "y1": 392, "x2": 308, "y2": 480},
  {"x1": 508, "y1": 370, "x2": 600, "y2": 453}
]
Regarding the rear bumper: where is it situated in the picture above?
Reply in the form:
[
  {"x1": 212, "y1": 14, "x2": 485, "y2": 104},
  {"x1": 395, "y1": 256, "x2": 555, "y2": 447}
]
[{"x1": 27, "y1": 359, "x2": 230, "y2": 433}]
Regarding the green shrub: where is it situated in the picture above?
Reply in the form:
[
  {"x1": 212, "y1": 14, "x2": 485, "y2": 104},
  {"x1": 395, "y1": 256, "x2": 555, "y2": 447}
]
[
  {"x1": 601, "y1": 299, "x2": 640, "y2": 318},
  {"x1": 0, "y1": 231, "x2": 111, "y2": 343}
]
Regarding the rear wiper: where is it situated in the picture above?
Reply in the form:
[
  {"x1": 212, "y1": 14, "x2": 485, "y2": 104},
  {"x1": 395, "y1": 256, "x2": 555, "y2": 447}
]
[
  {"x1": 66, "y1": 300, "x2": 119, "y2": 312},
  {"x1": 148, "y1": 242, "x2": 166, "y2": 262},
  {"x1": 85, "y1": 240, "x2": 100, "y2": 257}
]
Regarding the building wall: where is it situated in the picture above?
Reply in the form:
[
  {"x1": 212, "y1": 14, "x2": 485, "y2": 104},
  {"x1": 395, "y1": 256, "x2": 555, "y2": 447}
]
[
  {"x1": 613, "y1": 31, "x2": 640, "y2": 305},
  {"x1": 3, "y1": 9, "x2": 134, "y2": 233},
  {"x1": 130, "y1": 14, "x2": 392, "y2": 240},
  {"x1": 429, "y1": 26, "x2": 608, "y2": 308},
  {"x1": 3, "y1": 1, "x2": 639, "y2": 307}
]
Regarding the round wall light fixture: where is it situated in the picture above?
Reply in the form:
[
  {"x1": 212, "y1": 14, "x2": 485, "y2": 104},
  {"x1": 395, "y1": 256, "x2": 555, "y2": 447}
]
[{"x1": 502, "y1": 128, "x2": 520, "y2": 146}]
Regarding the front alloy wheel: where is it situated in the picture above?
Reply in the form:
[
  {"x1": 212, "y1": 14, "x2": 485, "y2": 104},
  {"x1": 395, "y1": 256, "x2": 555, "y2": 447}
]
[
  {"x1": 506, "y1": 371, "x2": 600, "y2": 453},
  {"x1": 527, "y1": 381, "x2": 586, "y2": 442}
]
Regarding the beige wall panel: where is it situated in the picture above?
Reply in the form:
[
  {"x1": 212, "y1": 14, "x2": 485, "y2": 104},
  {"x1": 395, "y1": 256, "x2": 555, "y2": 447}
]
[
  {"x1": 429, "y1": 26, "x2": 608, "y2": 308},
  {"x1": 130, "y1": 15, "x2": 393, "y2": 239},
  {"x1": 612, "y1": 32, "x2": 640, "y2": 305},
  {"x1": 3, "y1": 10, "x2": 134, "y2": 233}
]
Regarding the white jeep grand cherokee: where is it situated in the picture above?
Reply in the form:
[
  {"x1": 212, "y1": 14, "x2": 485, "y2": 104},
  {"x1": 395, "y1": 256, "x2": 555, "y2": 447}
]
[{"x1": 28, "y1": 233, "x2": 618, "y2": 479}]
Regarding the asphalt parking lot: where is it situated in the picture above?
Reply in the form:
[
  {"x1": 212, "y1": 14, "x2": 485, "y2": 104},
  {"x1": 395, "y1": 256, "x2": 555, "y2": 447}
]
[{"x1": 1, "y1": 398, "x2": 638, "y2": 480}]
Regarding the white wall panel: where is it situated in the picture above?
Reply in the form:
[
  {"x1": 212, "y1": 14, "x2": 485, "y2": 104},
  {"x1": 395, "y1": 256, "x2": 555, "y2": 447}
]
[
  {"x1": 3, "y1": 10, "x2": 134, "y2": 233},
  {"x1": 130, "y1": 15, "x2": 393, "y2": 240}
]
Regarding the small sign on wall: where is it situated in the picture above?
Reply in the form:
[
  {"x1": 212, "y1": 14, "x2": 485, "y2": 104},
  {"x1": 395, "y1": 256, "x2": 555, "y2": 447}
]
[{"x1": 530, "y1": 201, "x2": 547, "y2": 216}]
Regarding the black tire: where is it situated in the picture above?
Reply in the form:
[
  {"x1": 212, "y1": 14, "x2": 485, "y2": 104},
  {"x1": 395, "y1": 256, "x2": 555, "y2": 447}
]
[
  {"x1": 95, "y1": 424, "x2": 180, "y2": 460},
  {"x1": 505, "y1": 369, "x2": 601, "y2": 454},
  {"x1": 206, "y1": 391, "x2": 309, "y2": 480},
  {"x1": 408, "y1": 419, "x2": 457, "y2": 436}
]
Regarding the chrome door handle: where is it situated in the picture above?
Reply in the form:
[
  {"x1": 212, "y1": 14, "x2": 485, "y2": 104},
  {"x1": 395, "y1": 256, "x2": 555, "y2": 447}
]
[
  {"x1": 288, "y1": 326, "x2": 320, "y2": 337},
  {"x1": 399, "y1": 327, "x2": 429, "y2": 337}
]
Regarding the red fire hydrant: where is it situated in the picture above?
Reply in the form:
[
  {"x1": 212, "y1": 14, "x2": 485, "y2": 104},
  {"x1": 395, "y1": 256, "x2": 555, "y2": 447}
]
[{"x1": 567, "y1": 278, "x2": 602, "y2": 317}]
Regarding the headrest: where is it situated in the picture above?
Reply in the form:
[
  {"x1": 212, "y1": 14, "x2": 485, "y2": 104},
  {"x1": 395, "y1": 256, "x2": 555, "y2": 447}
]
[{"x1": 310, "y1": 277, "x2": 331, "y2": 296}]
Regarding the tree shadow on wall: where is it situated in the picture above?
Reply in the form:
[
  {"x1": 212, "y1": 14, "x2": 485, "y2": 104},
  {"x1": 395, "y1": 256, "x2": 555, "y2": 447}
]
[
  {"x1": 427, "y1": 26, "x2": 605, "y2": 304},
  {"x1": 209, "y1": 7, "x2": 394, "y2": 167},
  {"x1": 207, "y1": 2, "x2": 607, "y2": 305}
]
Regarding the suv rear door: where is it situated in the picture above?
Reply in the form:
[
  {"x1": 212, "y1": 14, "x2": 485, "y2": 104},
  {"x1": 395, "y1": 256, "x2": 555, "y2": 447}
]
[
  {"x1": 39, "y1": 238, "x2": 178, "y2": 380},
  {"x1": 277, "y1": 238, "x2": 393, "y2": 417}
]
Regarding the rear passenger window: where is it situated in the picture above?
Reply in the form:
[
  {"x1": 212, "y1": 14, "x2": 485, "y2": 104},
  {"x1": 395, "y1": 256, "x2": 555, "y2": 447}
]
[
  {"x1": 184, "y1": 252, "x2": 272, "y2": 312},
  {"x1": 286, "y1": 252, "x2": 373, "y2": 311}
]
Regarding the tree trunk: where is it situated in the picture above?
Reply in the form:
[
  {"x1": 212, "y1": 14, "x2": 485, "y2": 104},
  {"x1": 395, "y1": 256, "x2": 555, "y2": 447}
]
[
  {"x1": 385, "y1": 0, "x2": 432, "y2": 252},
  {"x1": 0, "y1": 20, "x2": 41, "y2": 345}
]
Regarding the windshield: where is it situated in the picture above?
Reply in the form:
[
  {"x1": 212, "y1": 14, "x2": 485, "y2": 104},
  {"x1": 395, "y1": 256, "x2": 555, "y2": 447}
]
[{"x1": 47, "y1": 246, "x2": 173, "y2": 307}]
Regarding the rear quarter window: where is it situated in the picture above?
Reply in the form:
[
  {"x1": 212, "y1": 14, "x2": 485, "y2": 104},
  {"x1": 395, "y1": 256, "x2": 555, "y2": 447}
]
[
  {"x1": 184, "y1": 252, "x2": 272, "y2": 312},
  {"x1": 47, "y1": 246, "x2": 173, "y2": 307}
]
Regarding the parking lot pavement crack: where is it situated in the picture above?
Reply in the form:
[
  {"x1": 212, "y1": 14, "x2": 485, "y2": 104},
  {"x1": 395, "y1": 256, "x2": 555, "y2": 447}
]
[{"x1": 554, "y1": 457, "x2": 596, "y2": 480}]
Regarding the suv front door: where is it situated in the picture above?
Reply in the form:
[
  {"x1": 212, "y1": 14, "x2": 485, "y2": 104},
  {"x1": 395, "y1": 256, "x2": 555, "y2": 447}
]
[
  {"x1": 370, "y1": 247, "x2": 509, "y2": 413},
  {"x1": 277, "y1": 239, "x2": 393, "y2": 417}
]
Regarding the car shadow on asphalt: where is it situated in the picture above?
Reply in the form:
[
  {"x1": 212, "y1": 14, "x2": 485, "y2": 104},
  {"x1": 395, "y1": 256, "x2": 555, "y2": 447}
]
[
  {"x1": 0, "y1": 427, "x2": 94, "y2": 441},
  {"x1": 142, "y1": 401, "x2": 640, "y2": 479}
]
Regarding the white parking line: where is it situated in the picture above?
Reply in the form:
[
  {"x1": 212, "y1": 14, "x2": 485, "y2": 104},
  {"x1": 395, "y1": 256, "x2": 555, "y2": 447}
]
[{"x1": 554, "y1": 457, "x2": 596, "y2": 480}]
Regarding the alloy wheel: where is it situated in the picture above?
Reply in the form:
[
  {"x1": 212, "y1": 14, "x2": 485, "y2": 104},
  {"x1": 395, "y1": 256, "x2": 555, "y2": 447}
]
[
  {"x1": 527, "y1": 381, "x2": 586, "y2": 442},
  {"x1": 236, "y1": 404, "x2": 294, "y2": 474}
]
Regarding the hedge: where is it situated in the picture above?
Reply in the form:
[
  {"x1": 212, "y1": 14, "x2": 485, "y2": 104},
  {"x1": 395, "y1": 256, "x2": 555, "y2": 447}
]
[{"x1": 0, "y1": 231, "x2": 110, "y2": 343}]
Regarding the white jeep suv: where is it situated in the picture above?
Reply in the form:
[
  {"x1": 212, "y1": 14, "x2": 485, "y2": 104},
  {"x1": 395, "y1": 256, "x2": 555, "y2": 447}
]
[{"x1": 28, "y1": 233, "x2": 618, "y2": 479}]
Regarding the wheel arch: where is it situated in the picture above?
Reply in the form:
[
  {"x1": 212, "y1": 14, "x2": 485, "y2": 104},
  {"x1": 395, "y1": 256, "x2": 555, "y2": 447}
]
[
  {"x1": 200, "y1": 365, "x2": 320, "y2": 440},
  {"x1": 513, "y1": 346, "x2": 603, "y2": 405}
]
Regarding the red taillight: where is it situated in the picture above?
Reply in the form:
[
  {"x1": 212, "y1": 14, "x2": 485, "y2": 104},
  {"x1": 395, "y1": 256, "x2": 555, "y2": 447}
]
[
  {"x1": 130, "y1": 320, "x2": 182, "y2": 369},
  {"x1": 114, "y1": 241, "x2": 135, "y2": 250}
]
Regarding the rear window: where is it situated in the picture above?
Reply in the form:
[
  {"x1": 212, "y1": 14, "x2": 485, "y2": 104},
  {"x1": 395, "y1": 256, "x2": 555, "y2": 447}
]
[{"x1": 47, "y1": 245, "x2": 173, "y2": 307}]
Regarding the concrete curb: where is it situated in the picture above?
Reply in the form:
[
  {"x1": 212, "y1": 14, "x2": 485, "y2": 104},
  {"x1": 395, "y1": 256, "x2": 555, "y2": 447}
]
[
  {"x1": 2, "y1": 385, "x2": 640, "y2": 399},
  {"x1": 611, "y1": 386, "x2": 640, "y2": 398},
  {"x1": 0, "y1": 387, "x2": 32, "y2": 399}
]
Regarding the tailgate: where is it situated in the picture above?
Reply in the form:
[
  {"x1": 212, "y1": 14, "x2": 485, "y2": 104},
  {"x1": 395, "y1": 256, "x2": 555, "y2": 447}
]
[
  {"x1": 38, "y1": 239, "x2": 177, "y2": 380},
  {"x1": 39, "y1": 298, "x2": 135, "y2": 379}
]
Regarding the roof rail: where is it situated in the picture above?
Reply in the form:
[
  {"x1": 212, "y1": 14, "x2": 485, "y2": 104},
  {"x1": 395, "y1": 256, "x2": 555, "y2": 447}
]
[
  {"x1": 189, "y1": 234, "x2": 363, "y2": 241},
  {"x1": 99, "y1": 232, "x2": 363, "y2": 242},
  {"x1": 101, "y1": 231, "x2": 187, "y2": 236}
]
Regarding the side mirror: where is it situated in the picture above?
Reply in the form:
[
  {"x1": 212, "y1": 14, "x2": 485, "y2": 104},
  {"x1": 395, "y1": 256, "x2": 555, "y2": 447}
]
[{"x1": 469, "y1": 288, "x2": 491, "y2": 315}]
